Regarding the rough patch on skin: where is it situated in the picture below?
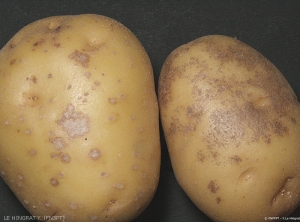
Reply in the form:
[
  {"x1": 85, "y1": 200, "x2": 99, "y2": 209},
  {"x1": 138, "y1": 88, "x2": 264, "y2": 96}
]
[
  {"x1": 160, "y1": 35, "x2": 297, "y2": 151},
  {"x1": 108, "y1": 97, "x2": 118, "y2": 104},
  {"x1": 28, "y1": 149, "x2": 36, "y2": 155},
  {"x1": 49, "y1": 137, "x2": 66, "y2": 150},
  {"x1": 25, "y1": 75, "x2": 37, "y2": 84},
  {"x1": 89, "y1": 149, "x2": 101, "y2": 160},
  {"x1": 58, "y1": 104, "x2": 89, "y2": 138},
  {"x1": 51, "y1": 152, "x2": 71, "y2": 163},
  {"x1": 50, "y1": 178, "x2": 59, "y2": 187},
  {"x1": 208, "y1": 180, "x2": 219, "y2": 193},
  {"x1": 69, "y1": 50, "x2": 90, "y2": 68},
  {"x1": 68, "y1": 202, "x2": 76, "y2": 210},
  {"x1": 113, "y1": 183, "x2": 124, "y2": 189}
]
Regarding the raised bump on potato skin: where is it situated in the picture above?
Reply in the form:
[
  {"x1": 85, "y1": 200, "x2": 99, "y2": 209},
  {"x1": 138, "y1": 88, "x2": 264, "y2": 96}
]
[
  {"x1": 236, "y1": 167, "x2": 255, "y2": 187},
  {"x1": 270, "y1": 176, "x2": 294, "y2": 206}
]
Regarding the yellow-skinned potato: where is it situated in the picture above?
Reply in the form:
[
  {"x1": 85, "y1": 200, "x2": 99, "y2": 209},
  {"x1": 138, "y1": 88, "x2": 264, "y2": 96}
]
[
  {"x1": 158, "y1": 35, "x2": 300, "y2": 221},
  {"x1": 0, "y1": 14, "x2": 160, "y2": 221}
]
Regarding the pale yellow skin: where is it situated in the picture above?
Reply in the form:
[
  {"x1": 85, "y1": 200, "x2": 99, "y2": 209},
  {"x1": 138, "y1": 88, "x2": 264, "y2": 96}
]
[
  {"x1": 159, "y1": 35, "x2": 300, "y2": 222},
  {"x1": 0, "y1": 14, "x2": 160, "y2": 222}
]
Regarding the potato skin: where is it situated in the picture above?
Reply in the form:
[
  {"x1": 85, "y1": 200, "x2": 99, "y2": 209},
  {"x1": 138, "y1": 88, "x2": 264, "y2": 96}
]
[
  {"x1": 0, "y1": 14, "x2": 160, "y2": 221},
  {"x1": 159, "y1": 35, "x2": 300, "y2": 221}
]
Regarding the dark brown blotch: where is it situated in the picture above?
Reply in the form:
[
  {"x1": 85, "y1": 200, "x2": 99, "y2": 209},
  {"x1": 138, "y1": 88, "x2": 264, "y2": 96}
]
[
  {"x1": 33, "y1": 39, "x2": 45, "y2": 47},
  {"x1": 208, "y1": 180, "x2": 219, "y2": 193}
]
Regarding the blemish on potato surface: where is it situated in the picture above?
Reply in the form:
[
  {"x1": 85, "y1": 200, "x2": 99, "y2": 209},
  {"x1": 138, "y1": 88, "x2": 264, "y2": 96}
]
[
  {"x1": 33, "y1": 39, "x2": 44, "y2": 47},
  {"x1": 50, "y1": 178, "x2": 59, "y2": 187},
  {"x1": 69, "y1": 50, "x2": 90, "y2": 68},
  {"x1": 132, "y1": 165, "x2": 138, "y2": 170},
  {"x1": 26, "y1": 75, "x2": 37, "y2": 84},
  {"x1": 60, "y1": 153, "x2": 71, "y2": 163},
  {"x1": 197, "y1": 151, "x2": 206, "y2": 162},
  {"x1": 28, "y1": 149, "x2": 36, "y2": 155},
  {"x1": 17, "y1": 174, "x2": 23, "y2": 180},
  {"x1": 113, "y1": 183, "x2": 124, "y2": 189},
  {"x1": 229, "y1": 155, "x2": 242, "y2": 164},
  {"x1": 68, "y1": 202, "x2": 76, "y2": 210},
  {"x1": 108, "y1": 97, "x2": 118, "y2": 104},
  {"x1": 101, "y1": 172, "x2": 108, "y2": 177},
  {"x1": 49, "y1": 137, "x2": 66, "y2": 150},
  {"x1": 10, "y1": 59, "x2": 16, "y2": 65},
  {"x1": 90, "y1": 215, "x2": 98, "y2": 221},
  {"x1": 89, "y1": 148, "x2": 101, "y2": 160},
  {"x1": 84, "y1": 72, "x2": 91, "y2": 79},
  {"x1": 58, "y1": 104, "x2": 89, "y2": 138},
  {"x1": 208, "y1": 180, "x2": 219, "y2": 193},
  {"x1": 44, "y1": 201, "x2": 51, "y2": 208}
]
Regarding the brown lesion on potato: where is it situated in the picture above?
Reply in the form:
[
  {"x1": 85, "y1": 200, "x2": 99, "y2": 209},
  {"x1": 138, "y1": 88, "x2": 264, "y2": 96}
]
[
  {"x1": 104, "y1": 199, "x2": 118, "y2": 213},
  {"x1": 158, "y1": 61, "x2": 176, "y2": 106},
  {"x1": 49, "y1": 137, "x2": 67, "y2": 150},
  {"x1": 33, "y1": 39, "x2": 45, "y2": 47},
  {"x1": 108, "y1": 97, "x2": 118, "y2": 104},
  {"x1": 272, "y1": 121, "x2": 289, "y2": 136},
  {"x1": 216, "y1": 197, "x2": 222, "y2": 204},
  {"x1": 197, "y1": 150, "x2": 206, "y2": 162},
  {"x1": 25, "y1": 75, "x2": 37, "y2": 84},
  {"x1": 89, "y1": 148, "x2": 101, "y2": 160},
  {"x1": 50, "y1": 178, "x2": 59, "y2": 187},
  {"x1": 50, "y1": 152, "x2": 71, "y2": 163},
  {"x1": 28, "y1": 149, "x2": 36, "y2": 156},
  {"x1": 58, "y1": 104, "x2": 89, "y2": 138},
  {"x1": 10, "y1": 59, "x2": 16, "y2": 65},
  {"x1": 53, "y1": 25, "x2": 62, "y2": 33},
  {"x1": 9, "y1": 44, "x2": 16, "y2": 49},
  {"x1": 229, "y1": 155, "x2": 242, "y2": 164},
  {"x1": 167, "y1": 103, "x2": 203, "y2": 136},
  {"x1": 270, "y1": 176, "x2": 294, "y2": 206},
  {"x1": 69, "y1": 50, "x2": 90, "y2": 68},
  {"x1": 208, "y1": 180, "x2": 219, "y2": 193},
  {"x1": 21, "y1": 91, "x2": 40, "y2": 107},
  {"x1": 207, "y1": 108, "x2": 246, "y2": 148}
]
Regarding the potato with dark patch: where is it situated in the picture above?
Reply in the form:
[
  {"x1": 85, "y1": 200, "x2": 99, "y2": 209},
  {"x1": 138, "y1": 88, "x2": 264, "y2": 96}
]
[
  {"x1": 158, "y1": 35, "x2": 300, "y2": 221},
  {"x1": 0, "y1": 14, "x2": 160, "y2": 221}
]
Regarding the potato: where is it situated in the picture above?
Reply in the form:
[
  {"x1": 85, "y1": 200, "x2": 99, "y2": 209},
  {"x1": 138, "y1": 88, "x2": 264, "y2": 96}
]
[
  {"x1": 0, "y1": 14, "x2": 160, "y2": 221},
  {"x1": 158, "y1": 35, "x2": 300, "y2": 221}
]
